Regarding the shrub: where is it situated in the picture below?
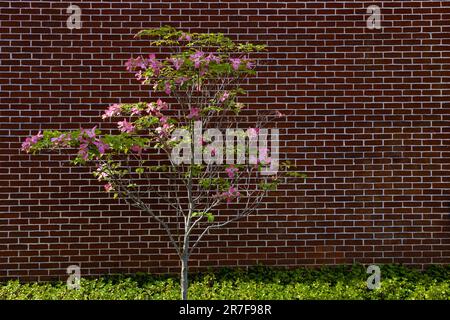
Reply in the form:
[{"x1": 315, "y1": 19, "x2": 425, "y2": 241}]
[{"x1": 1, "y1": 264, "x2": 449, "y2": 300}]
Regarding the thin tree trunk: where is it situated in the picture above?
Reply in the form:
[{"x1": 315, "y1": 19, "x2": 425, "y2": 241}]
[
  {"x1": 180, "y1": 253, "x2": 189, "y2": 300},
  {"x1": 181, "y1": 118, "x2": 194, "y2": 301}
]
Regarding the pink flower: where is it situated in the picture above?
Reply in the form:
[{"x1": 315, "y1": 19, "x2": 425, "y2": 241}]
[
  {"x1": 81, "y1": 126, "x2": 97, "y2": 139},
  {"x1": 187, "y1": 107, "x2": 200, "y2": 119},
  {"x1": 154, "y1": 116, "x2": 172, "y2": 138},
  {"x1": 155, "y1": 124, "x2": 171, "y2": 138},
  {"x1": 220, "y1": 186, "x2": 241, "y2": 203},
  {"x1": 210, "y1": 148, "x2": 216, "y2": 157},
  {"x1": 102, "y1": 104, "x2": 122, "y2": 119},
  {"x1": 148, "y1": 54, "x2": 161, "y2": 75},
  {"x1": 170, "y1": 57, "x2": 183, "y2": 70},
  {"x1": 96, "y1": 165, "x2": 109, "y2": 181},
  {"x1": 78, "y1": 143, "x2": 89, "y2": 161},
  {"x1": 130, "y1": 144, "x2": 143, "y2": 155},
  {"x1": 146, "y1": 102, "x2": 156, "y2": 114},
  {"x1": 245, "y1": 60, "x2": 255, "y2": 69},
  {"x1": 164, "y1": 82, "x2": 171, "y2": 95},
  {"x1": 51, "y1": 133, "x2": 70, "y2": 147},
  {"x1": 175, "y1": 76, "x2": 189, "y2": 85},
  {"x1": 21, "y1": 131, "x2": 43, "y2": 152},
  {"x1": 31, "y1": 132, "x2": 43, "y2": 143},
  {"x1": 104, "y1": 183, "x2": 113, "y2": 192},
  {"x1": 93, "y1": 139, "x2": 109, "y2": 155},
  {"x1": 21, "y1": 140, "x2": 32, "y2": 152},
  {"x1": 247, "y1": 127, "x2": 260, "y2": 138},
  {"x1": 156, "y1": 99, "x2": 168, "y2": 110},
  {"x1": 189, "y1": 51, "x2": 205, "y2": 68},
  {"x1": 159, "y1": 116, "x2": 168, "y2": 125},
  {"x1": 225, "y1": 165, "x2": 238, "y2": 179},
  {"x1": 219, "y1": 91, "x2": 230, "y2": 102},
  {"x1": 229, "y1": 58, "x2": 241, "y2": 70},
  {"x1": 125, "y1": 58, "x2": 134, "y2": 71},
  {"x1": 131, "y1": 107, "x2": 141, "y2": 116},
  {"x1": 178, "y1": 32, "x2": 191, "y2": 42},
  {"x1": 117, "y1": 119, "x2": 135, "y2": 133},
  {"x1": 97, "y1": 172, "x2": 108, "y2": 180},
  {"x1": 125, "y1": 57, "x2": 143, "y2": 71},
  {"x1": 205, "y1": 53, "x2": 220, "y2": 63}
]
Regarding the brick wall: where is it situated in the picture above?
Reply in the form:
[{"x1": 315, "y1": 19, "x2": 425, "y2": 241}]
[{"x1": 1, "y1": 0, "x2": 449, "y2": 281}]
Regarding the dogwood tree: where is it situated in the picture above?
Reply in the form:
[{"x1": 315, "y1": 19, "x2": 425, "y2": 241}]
[{"x1": 21, "y1": 26, "x2": 304, "y2": 300}]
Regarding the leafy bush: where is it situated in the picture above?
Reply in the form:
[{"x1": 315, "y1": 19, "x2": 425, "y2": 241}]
[{"x1": 1, "y1": 264, "x2": 449, "y2": 300}]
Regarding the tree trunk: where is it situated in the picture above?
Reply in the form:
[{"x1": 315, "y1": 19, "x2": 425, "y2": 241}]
[{"x1": 181, "y1": 254, "x2": 189, "y2": 300}]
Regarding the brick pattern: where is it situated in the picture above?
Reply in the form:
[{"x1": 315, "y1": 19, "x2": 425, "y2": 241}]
[{"x1": 0, "y1": 0, "x2": 449, "y2": 280}]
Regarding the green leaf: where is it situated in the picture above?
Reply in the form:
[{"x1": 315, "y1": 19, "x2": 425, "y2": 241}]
[
  {"x1": 191, "y1": 211, "x2": 215, "y2": 223},
  {"x1": 206, "y1": 213, "x2": 215, "y2": 223},
  {"x1": 135, "y1": 167, "x2": 145, "y2": 174}
]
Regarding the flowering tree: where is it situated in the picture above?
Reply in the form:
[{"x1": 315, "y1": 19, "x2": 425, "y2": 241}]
[{"x1": 21, "y1": 26, "x2": 305, "y2": 300}]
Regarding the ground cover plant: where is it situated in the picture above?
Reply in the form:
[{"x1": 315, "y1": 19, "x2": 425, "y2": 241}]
[{"x1": 1, "y1": 265, "x2": 449, "y2": 300}]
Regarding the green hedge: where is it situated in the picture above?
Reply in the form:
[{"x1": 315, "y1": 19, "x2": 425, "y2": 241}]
[{"x1": 1, "y1": 264, "x2": 450, "y2": 300}]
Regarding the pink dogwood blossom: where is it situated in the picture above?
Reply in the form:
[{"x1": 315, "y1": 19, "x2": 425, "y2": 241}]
[
  {"x1": 229, "y1": 58, "x2": 241, "y2": 70},
  {"x1": 125, "y1": 56, "x2": 146, "y2": 71},
  {"x1": 225, "y1": 165, "x2": 239, "y2": 179},
  {"x1": 81, "y1": 126, "x2": 97, "y2": 139},
  {"x1": 78, "y1": 143, "x2": 89, "y2": 161},
  {"x1": 102, "y1": 104, "x2": 122, "y2": 119},
  {"x1": 148, "y1": 54, "x2": 162, "y2": 76},
  {"x1": 187, "y1": 107, "x2": 200, "y2": 119},
  {"x1": 220, "y1": 186, "x2": 241, "y2": 203},
  {"x1": 219, "y1": 91, "x2": 230, "y2": 102},
  {"x1": 170, "y1": 57, "x2": 184, "y2": 70},
  {"x1": 117, "y1": 119, "x2": 135, "y2": 133},
  {"x1": 164, "y1": 82, "x2": 172, "y2": 95},
  {"x1": 258, "y1": 147, "x2": 271, "y2": 165},
  {"x1": 131, "y1": 107, "x2": 141, "y2": 116},
  {"x1": 189, "y1": 51, "x2": 205, "y2": 69},
  {"x1": 178, "y1": 32, "x2": 191, "y2": 42},
  {"x1": 205, "y1": 53, "x2": 220, "y2": 63},
  {"x1": 245, "y1": 60, "x2": 255, "y2": 69},
  {"x1": 130, "y1": 144, "x2": 143, "y2": 155},
  {"x1": 157, "y1": 99, "x2": 168, "y2": 110},
  {"x1": 96, "y1": 165, "x2": 109, "y2": 181},
  {"x1": 93, "y1": 139, "x2": 109, "y2": 155},
  {"x1": 247, "y1": 127, "x2": 260, "y2": 139},
  {"x1": 175, "y1": 76, "x2": 189, "y2": 85},
  {"x1": 21, "y1": 131, "x2": 43, "y2": 152},
  {"x1": 50, "y1": 133, "x2": 70, "y2": 147}
]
